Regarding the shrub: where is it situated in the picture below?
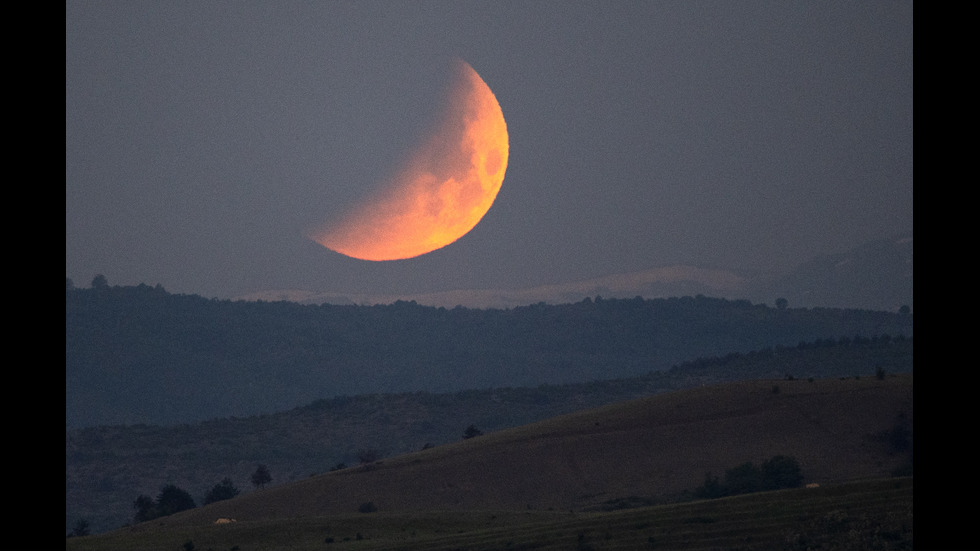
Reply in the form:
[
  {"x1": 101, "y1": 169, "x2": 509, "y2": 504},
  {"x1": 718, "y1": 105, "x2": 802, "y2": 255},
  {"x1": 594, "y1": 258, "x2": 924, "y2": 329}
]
[
  {"x1": 251, "y1": 464, "x2": 272, "y2": 489},
  {"x1": 761, "y1": 455, "x2": 804, "y2": 490},
  {"x1": 157, "y1": 484, "x2": 196, "y2": 516},
  {"x1": 358, "y1": 449, "x2": 381, "y2": 464},
  {"x1": 724, "y1": 462, "x2": 763, "y2": 495},
  {"x1": 695, "y1": 455, "x2": 804, "y2": 498},
  {"x1": 358, "y1": 501, "x2": 377, "y2": 513},
  {"x1": 694, "y1": 473, "x2": 724, "y2": 499},
  {"x1": 203, "y1": 477, "x2": 240, "y2": 505}
]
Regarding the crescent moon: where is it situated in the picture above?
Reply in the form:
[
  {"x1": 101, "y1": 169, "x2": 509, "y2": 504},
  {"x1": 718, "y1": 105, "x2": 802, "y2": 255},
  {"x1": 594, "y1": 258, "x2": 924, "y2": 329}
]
[{"x1": 308, "y1": 59, "x2": 509, "y2": 261}]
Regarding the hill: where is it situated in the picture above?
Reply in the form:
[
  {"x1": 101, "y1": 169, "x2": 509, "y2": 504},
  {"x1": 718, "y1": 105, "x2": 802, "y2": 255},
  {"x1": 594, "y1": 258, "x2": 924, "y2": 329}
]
[
  {"x1": 67, "y1": 337, "x2": 911, "y2": 535},
  {"x1": 66, "y1": 285, "x2": 913, "y2": 428},
  {"x1": 746, "y1": 232, "x2": 913, "y2": 311},
  {"x1": 68, "y1": 374, "x2": 913, "y2": 549},
  {"x1": 236, "y1": 232, "x2": 914, "y2": 313},
  {"x1": 157, "y1": 374, "x2": 915, "y2": 521}
]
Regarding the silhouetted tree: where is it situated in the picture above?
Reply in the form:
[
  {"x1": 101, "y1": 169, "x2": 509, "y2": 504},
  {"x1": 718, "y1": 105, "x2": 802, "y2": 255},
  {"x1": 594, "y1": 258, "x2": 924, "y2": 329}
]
[
  {"x1": 694, "y1": 473, "x2": 724, "y2": 499},
  {"x1": 358, "y1": 501, "x2": 377, "y2": 513},
  {"x1": 156, "y1": 484, "x2": 196, "y2": 516},
  {"x1": 775, "y1": 297, "x2": 788, "y2": 310},
  {"x1": 91, "y1": 274, "x2": 108, "y2": 289},
  {"x1": 203, "y1": 477, "x2": 240, "y2": 504},
  {"x1": 463, "y1": 424, "x2": 483, "y2": 439},
  {"x1": 697, "y1": 455, "x2": 804, "y2": 498},
  {"x1": 760, "y1": 455, "x2": 803, "y2": 490},
  {"x1": 133, "y1": 494, "x2": 157, "y2": 523},
  {"x1": 251, "y1": 464, "x2": 272, "y2": 489},
  {"x1": 724, "y1": 462, "x2": 763, "y2": 495}
]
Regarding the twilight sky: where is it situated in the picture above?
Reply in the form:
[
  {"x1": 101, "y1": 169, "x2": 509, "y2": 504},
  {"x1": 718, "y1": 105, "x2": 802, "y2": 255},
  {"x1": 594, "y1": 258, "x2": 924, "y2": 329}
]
[{"x1": 66, "y1": 1, "x2": 913, "y2": 302}]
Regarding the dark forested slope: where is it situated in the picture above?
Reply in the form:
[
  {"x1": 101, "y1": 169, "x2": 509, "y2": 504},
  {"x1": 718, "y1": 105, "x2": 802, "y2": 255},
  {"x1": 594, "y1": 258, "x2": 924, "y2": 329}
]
[{"x1": 66, "y1": 285, "x2": 912, "y2": 427}]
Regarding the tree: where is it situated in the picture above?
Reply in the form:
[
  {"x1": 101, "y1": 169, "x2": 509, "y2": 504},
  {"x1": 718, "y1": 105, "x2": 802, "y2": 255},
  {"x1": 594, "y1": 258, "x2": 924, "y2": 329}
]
[
  {"x1": 358, "y1": 501, "x2": 377, "y2": 513},
  {"x1": 133, "y1": 494, "x2": 157, "y2": 523},
  {"x1": 760, "y1": 455, "x2": 803, "y2": 490},
  {"x1": 463, "y1": 424, "x2": 483, "y2": 439},
  {"x1": 693, "y1": 455, "x2": 805, "y2": 500},
  {"x1": 694, "y1": 473, "x2": 724, "y2": 499},
  {"x1": 156, "y1": 484, "x2": 196, "y2": 516},
  {"x1": 251, "y1": 464, "x2": 272, "y2": 489},
  {"x1": 358, "y1": 449, "x2": 382, "y2": 464},
  {"x1": 91, "y1": 274, "x2": 109, "y2": 289},
  {"x1": 724, "y1": 462, "x2": 763, "y2": 496},
  {"x1": 132, "y1": 484, "x2": 197, "y2": 523},
  {"x1": 203, "y1": 477, "x2": 240, "y2": 505},
  {"x1": 775, "y1": 297, "x2": 788, "y2": 310}
]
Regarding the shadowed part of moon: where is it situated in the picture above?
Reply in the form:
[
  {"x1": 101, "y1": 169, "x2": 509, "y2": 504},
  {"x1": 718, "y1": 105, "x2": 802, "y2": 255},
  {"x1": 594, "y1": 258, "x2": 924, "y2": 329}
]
[{"x1": 308, "y1": 59, "x2": 509, "y2": 261}]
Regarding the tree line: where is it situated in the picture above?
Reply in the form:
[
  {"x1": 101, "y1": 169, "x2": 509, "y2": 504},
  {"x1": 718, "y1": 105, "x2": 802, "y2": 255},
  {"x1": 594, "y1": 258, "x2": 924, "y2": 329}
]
[
  {"x1": 694, "y1": 455, "x2": 805, "y2": 499},
  {"x1": 66, "y1": 278, "x2": 914, "y2": 428},
  {"x1": 89, "y1": 422, "x2": 490, "y2": 534},
  {"x1": 130, "y1": 465, "x2": 270, "y2": 525}
]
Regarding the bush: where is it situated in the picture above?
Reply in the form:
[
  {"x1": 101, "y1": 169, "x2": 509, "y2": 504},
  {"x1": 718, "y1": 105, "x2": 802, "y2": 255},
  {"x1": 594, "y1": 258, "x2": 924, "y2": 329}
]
[
  {"x1": 251, "y1": 464, "x2": 272, "y2": 489},
  {"x1": 157, "y1": 484, "x2": 197, "y2": 516},
  {"x1": 203, "y1": 477, "x2": 240, "y2": 505},
  {"x1": 694, "y1": 473, "x2": 724, "y2": 499},
  {"x1": 358, "y1": 449, "x2": 381, "y2": 464},
  {"x1": 724, "y1": 462, "x2": 763, "y2": 495},
  {"x1": 132, "y1": 484, "x2": 197, "y2": 523},
  {"x1": 695, "y1": 455, "x2": 804, "y2": 498},
  {"x1": 761, "y1": 455, "x2": 804, "y2": 491},
  {"x1": 358, "y1": 501, "x2": 377, "y2": 513}
]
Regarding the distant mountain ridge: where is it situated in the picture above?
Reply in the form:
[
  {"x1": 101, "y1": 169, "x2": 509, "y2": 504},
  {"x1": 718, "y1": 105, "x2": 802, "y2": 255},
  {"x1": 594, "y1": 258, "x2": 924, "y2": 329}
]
[
  {"x1": 66, "y1": 289, "x2": 913, "y2": 428},
  {"x1": 235, "y1": 233, "x2": 913, "y2": 312},
  {"x1": 236, "y1": 265, "x2": 748, "y2": 309},
  {"x1": 747, "y1": 232, "x2": 913, "y2": 311}
]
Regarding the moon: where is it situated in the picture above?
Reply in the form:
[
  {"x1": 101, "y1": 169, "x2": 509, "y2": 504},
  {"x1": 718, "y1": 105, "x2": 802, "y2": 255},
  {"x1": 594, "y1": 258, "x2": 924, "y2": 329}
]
[{"x1": 308, "y1": 59, "x2": 509, "y2": 261}]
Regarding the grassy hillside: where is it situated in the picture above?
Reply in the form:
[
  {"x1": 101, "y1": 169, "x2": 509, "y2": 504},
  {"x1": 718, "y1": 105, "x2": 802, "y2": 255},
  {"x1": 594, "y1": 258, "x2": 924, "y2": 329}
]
[
  {"x1": 160, "y1": 374, "x2": 914, "y2": 520},
  {"x1": 68, "y1": 374, "x2": 912, "y2": 548},
  {"x1": 67, "y1": 477, "x2": 913, "y2": 550},
  {"x1": 66, "y1": 337, "x2": 911, "y2": 535}
]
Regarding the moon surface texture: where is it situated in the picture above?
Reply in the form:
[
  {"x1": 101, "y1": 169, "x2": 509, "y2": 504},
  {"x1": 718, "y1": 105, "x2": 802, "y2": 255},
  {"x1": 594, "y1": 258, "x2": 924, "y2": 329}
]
[{"x1": 309, "y1": 60, "x2": 509, "y2": 261}]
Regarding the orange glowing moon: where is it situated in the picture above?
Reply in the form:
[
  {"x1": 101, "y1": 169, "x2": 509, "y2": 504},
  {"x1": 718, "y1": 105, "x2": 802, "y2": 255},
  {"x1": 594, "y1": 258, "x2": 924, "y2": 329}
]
[{"x1": 308, "y1": 59, "x2": 509, "y2": 261}]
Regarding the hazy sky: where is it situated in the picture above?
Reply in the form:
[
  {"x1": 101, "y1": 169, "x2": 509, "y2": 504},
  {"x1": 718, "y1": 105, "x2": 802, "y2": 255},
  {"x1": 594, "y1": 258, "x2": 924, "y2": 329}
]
[{"x1": 66, "y1": 1, "x2": 913, "y2": 300}]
